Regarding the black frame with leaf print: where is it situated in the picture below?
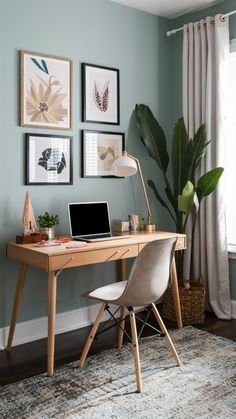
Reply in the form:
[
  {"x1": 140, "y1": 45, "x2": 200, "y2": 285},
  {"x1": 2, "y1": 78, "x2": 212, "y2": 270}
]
[
  {"x1": 82, "y1": 63, "x2": 120, "y2": 125},
  {"x1": 82, "y1": 130, "x2": 124, "y2": 178},
  {"x1": 25, "y1": 133, "x2": 73, "y2": 185}
]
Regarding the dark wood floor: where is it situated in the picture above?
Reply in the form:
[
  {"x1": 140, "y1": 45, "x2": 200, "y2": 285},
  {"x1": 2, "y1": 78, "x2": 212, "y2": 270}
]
[{"x1": 0, "y1": 309, "x2": 235, "y2": 386}]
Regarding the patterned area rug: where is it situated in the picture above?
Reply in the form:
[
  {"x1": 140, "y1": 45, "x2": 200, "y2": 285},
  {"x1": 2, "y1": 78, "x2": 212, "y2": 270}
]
[{"x1": 0, "y1": 326, "x2": 235, "y2": 418}]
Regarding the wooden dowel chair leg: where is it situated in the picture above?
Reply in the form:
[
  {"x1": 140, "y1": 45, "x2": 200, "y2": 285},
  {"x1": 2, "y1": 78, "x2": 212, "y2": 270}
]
[
  {"x1": 118, "y1": 259, "x2": 126, "y2": 349},
  {"x1": 79, "y1": 303, "x2": 106, "y2": 368},
  {"x1": 118, "y1": 306, "x2": 126, "y2": 349},
  {"x1": 151, "y1": 303, "x2": 181, "y2": 366},
  {"x1": 129, "y1": 309, "x2": 142, "y2": 393}
]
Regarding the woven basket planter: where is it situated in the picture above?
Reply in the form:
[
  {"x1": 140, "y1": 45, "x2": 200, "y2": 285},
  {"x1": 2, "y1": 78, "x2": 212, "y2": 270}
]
[{"x1": 163, "y1": 281, "x2": 205, "y2": 325}]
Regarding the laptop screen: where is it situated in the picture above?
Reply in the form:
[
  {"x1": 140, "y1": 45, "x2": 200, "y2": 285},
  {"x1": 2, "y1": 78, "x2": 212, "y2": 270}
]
[{"x1": 68, "y1": 202, "x2": 111, "y2": 237}]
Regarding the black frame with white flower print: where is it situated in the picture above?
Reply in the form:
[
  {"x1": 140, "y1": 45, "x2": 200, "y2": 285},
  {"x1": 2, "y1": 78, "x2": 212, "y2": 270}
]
[
  {"x1": 25, "y1": 133, "x2": 73, "y2": 185},
  {"x1": 82, "y1": 63, "x2": 120, "y2": 125},
  {"x1": 20, "y1": 50, "x2": 73, "y2": 130},
  {"x1": 82, "y1": 130, "x2": 124, "y2": 178}
]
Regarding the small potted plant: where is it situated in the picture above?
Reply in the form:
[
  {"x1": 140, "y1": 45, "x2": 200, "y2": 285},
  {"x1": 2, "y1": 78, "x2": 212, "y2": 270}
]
[{"x1": 37, "y1": 212, "x2": 59, "y2": 240}]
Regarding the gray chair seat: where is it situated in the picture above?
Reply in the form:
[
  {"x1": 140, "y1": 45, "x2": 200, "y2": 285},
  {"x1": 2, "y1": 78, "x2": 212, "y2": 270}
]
[{"x1": 86, "y1": 281, "x2": 127, "y2": 302}]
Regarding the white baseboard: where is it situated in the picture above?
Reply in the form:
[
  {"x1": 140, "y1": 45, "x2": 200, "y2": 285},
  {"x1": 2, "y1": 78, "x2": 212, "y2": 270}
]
[
  {"x1": 231, "y1": 300, "x2": 236, "y2": 319},
  {"x1": 0, "y1": 304, "x2": 119, "y2": 351},
  {"x1": 1, "y1": 301, "x2": 235, "y2": 351}
]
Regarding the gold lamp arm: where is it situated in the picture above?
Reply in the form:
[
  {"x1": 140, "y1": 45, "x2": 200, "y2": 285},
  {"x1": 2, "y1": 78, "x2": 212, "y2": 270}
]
[{"x1": 127, "y1": 153, "x2": 156, "y2": 231}]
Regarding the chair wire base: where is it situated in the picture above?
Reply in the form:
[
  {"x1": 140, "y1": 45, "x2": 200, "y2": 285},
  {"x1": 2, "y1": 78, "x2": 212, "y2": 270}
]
[{"x1": 94, "y1": 304, "x2": 166, "y2": 343}]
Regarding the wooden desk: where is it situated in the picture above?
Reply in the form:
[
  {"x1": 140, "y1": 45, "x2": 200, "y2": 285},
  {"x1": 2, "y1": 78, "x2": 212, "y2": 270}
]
[{"x1": 6, "y1": 231, "x2": 186, "y2": 376}]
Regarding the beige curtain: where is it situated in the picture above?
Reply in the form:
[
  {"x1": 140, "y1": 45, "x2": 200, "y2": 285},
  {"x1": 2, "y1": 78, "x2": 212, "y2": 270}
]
[{"x1": 182, "y1": 15, "x2": 231, "y2": 319}]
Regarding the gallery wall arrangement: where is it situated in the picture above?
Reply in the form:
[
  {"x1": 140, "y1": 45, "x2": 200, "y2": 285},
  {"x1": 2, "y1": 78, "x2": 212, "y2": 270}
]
[{"x1": 20, "y1": 51, "x2": 123, "y2": 186}]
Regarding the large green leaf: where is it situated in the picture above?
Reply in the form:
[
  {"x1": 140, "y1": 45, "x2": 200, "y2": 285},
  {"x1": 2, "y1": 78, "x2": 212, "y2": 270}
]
[
  {"x1": 178, "y1": 181, "x2": 194, "y2": 213},
  {"x1": 171, "y1": 117, "x2": 189, "y2": 199},
  {"x1": 185, "y1": 124, "x2": 209, "y2": 182},
  {"x1": 135, "y1": 104, "x2": 169, "y2": 173},
  {"x1": 196, "y1": 167, "x2": 224, "y2": 202},
  {"x1": 171, "y1": 120, "x2": 209, "y2": 201},
  {"x1": 148, "y1": 180, "x2": 177, "y2": 224}
]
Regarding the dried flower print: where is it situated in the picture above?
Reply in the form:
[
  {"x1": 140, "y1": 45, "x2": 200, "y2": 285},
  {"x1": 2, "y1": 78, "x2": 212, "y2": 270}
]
[{"x1": 26, "y1": 74, "x2": 68, "y2": 124}]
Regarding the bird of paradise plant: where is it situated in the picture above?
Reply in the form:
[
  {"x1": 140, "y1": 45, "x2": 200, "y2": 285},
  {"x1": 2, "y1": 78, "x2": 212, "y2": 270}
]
[{"x1": 135, "y1": 104, "x2": 223, "y2": 281}]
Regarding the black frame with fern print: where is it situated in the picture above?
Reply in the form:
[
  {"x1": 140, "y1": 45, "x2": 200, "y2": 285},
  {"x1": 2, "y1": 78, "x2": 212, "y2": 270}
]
[
  {"x1": 82, "y1": 130, "x2": 124, "y2": 178},
  {"x1": 82, "y1": 63, "x2": 120, "y2": 125},
  {"x1": 25, "y1": 133, "x2": 73, "y2": 185}
]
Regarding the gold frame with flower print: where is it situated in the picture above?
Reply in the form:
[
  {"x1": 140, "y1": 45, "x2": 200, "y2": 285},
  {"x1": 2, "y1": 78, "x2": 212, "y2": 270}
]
[{"x1": 20, "y1": 50, "x2": 73, "y2": 130}]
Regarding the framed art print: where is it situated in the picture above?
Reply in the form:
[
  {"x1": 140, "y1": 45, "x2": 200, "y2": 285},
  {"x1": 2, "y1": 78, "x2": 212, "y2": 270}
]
[
  {"x1": 82, "y1": 130, "x2": 124, "y2": 177},
  {"x1": 26, "y1": 133, "x2": 73, "y2": 185},
  {"x1": 82, "y1": 63, "x2": 120, "y2": 125},
  {"x1": 20, "y1": 50, "x2": 72, "y2": 130}
]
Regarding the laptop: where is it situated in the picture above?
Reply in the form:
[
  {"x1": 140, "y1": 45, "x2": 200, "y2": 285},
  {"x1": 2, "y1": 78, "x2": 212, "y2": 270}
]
[{"x1": 68, "y1": 201, "x2": 130, "y2": 242}]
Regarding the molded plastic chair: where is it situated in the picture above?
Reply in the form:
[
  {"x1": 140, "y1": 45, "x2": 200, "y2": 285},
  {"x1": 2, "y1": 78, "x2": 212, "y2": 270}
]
[{"x1": 79, "y1": 237, "x2": 181, "y2": 392}]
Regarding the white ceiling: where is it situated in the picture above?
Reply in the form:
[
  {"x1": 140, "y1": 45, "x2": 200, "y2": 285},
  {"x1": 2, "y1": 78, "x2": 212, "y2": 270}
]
[{"x1": 110, "y1": 0, "x2": 224, "y2": 18}]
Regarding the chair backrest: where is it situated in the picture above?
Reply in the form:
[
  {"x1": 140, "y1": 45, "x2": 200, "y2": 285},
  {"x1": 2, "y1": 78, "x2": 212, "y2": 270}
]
[{"x1": 115, "y1": 237, "x2": 177, "y2": 307}]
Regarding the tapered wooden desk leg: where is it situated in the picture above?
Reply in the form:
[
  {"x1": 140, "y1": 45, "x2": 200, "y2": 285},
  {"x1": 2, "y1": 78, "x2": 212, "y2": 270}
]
[
  {"x1": 171, "y1": 257, "x2": 183, "y2": 328},
  {"x1": 47, "y1": 271, "x2": 57, "y2": 376},
  {"x1": 7, "y1": 263, "x2": 28, "y2": 351},
  {"x1": 118, "y1": 258, "x2": 126, "y2": 349}
]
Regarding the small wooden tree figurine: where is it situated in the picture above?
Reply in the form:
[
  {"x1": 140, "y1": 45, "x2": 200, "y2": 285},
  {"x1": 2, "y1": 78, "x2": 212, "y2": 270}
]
[
  {"x1": 22, "y1": 191, "x2": 37, "y2": 234},
  {"x1": 16, "y1": 192, "x2": 47, "y2": 243}
]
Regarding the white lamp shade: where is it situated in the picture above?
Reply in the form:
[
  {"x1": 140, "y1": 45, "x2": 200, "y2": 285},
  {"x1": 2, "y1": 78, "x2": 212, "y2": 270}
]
[{"x1": 111, "y1": 155, "x2": 137, "y2": 177}]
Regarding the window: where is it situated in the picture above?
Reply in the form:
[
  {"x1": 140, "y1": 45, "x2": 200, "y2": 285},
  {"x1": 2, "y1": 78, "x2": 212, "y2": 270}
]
[{"x1": 226, "y1": 40, "x2": 236, "y2": 248}]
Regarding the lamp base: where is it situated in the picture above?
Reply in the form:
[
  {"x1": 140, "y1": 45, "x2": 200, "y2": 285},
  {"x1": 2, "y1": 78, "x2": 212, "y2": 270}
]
[{"x1": 144, "y1": 223, "x2": 156, "y2": 232}]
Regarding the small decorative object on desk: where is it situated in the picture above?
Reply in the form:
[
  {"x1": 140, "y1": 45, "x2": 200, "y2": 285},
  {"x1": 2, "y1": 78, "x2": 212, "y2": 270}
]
[
  {"x1": 34, "y1": 239, "x2": 62, "y2": 247},
  {"x1": 37, "y1": 212, "x2": 59, "y2": 240},
  {"x1": 22, "y1": 191, "x2": 37, "y2": 234},
  {"x1": 129, "y1": 214, "x2": 140, "y2": 233},
  {"x1": 112, "y1": 219, "x2": 130, "y2": 232},
  {"x1": 16, "y1": 191, "x2": 48, "y2": 244}
]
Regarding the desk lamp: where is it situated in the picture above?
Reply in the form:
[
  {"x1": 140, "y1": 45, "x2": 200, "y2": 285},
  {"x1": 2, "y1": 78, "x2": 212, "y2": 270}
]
[{"x1": 111, "y1": 151, "x2": 156, "y2": 232}]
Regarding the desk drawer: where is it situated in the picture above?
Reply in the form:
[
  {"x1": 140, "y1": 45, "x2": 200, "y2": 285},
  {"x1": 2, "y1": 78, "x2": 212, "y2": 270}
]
[
  {"x1": 138, "y1": 236, "x2": 186, "y2": 254},
  {"x1": 49, "y1": 244, "x2": 139, "y2": 270}
]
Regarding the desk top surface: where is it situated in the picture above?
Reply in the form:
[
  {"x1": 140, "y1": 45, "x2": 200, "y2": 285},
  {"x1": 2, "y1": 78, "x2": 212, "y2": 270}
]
[{"x1": 7, "y1": 231, "x2": 186, "y2": 257}]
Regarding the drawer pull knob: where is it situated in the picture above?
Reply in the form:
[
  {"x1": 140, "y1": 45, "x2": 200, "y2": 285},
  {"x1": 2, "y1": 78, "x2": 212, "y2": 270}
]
[
  {"x1": 120, "y1": 248, "x2": 132, "y2": 258},
  {"x1": 106, "y1": 250, "x2": 120, "y2": 261}
]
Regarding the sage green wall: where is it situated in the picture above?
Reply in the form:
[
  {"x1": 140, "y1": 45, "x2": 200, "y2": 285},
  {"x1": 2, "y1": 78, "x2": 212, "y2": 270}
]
[
  {"x1": 0, "y1": 0, "x2": 172, "y2": 327},
  {"x1": 169, "y1": 0, "x2": 236, "y2": 301}
]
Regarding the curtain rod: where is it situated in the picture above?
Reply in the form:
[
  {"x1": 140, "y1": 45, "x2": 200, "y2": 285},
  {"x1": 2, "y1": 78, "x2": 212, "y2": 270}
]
[{"x1": 166, "y1": 9, "x2": 236, "y2": 37}]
